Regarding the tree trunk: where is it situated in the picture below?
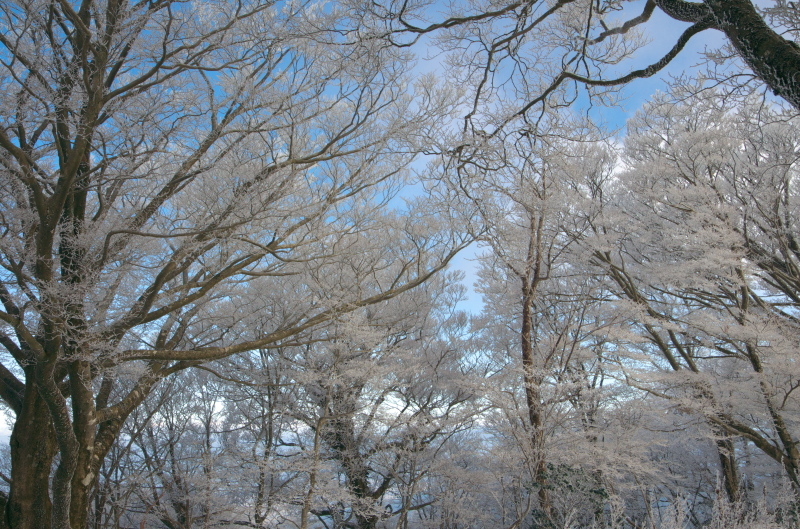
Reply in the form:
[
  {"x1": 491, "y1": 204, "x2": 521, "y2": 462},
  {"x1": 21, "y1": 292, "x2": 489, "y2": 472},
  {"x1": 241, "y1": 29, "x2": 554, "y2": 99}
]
[
  {"x1": 67, "y1": 361, "x2": 98, "y2": 529},
  {"x1": 707, "y1": 0, "x2": 800, "y2": 111},
  {"x1": 6, "y1": 374, "x2": 57, "y2": 529},
  {"x1": 715, "y1": 435, "x2": 740, "y2": 503},
  {"x1": 655, "y1": 0, "x2": 800, "y2": 110},
  {"x1": 325, "y1": 404, "x2": 379, "y2": 529},
  {"x1": 520, "y1": 286, "x2": 552, "y2": 520}
]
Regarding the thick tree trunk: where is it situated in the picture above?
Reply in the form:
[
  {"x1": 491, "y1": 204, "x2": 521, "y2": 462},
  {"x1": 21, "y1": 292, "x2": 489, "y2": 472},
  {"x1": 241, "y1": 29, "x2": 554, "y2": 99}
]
[
  {"x1": 68, "y1": 361, "x2": 98, "y2": 529},
  {"x1": 707, "y1": 0, "x2": 800, "y2": 110},
  {"x1": 5, "y1": 367, "x2": 130, "y2": 529},
  {"x1": 6, "y1": 374, "x2": 57, "y2": 529},
  {"x1": 325, "y1": 406, "x2": 379, "y2": 529},
  {"x1": 655, "y1": 0, "x2": 800, "y2": 110}
]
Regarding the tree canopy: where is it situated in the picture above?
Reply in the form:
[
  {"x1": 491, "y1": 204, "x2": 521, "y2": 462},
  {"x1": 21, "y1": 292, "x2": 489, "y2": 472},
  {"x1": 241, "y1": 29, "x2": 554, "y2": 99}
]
[{"x1": 0, "y1": 1, "x2": 799, "y2": 529}]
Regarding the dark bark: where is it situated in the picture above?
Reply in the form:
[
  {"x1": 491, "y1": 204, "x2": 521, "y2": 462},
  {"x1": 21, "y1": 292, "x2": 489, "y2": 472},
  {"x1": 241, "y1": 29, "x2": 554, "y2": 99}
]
[
  {"x1": 323, "y1": 391, "x2": 382, "y2": 529},
  {"x1": 5, "y1": 374, "x2": 58, "y2": 529},
  {"x1": 520, "y1": 289, "x2": 552, "y2": 519},
  {"x1": 655, "y1": 0, "x2": 800, "y2": 110},
  {"x1": 716, "y1": 436, "x2": 741, "y2": 503},
  {"x1": 518, "y1": 213, "x2": 553, "y2": 520}
]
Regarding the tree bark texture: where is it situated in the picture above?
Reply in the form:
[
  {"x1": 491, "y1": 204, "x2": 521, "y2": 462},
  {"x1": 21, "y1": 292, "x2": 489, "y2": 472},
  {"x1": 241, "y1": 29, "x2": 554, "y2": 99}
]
[{"x1": 656, "y1": 0, "x2": 800, "y2": 110}]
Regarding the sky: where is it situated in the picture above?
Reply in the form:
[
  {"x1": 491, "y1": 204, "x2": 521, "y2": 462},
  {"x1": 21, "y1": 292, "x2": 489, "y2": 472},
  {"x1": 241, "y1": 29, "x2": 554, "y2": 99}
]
[{"x1": 603, "y1": 8, "x2": 728, "y2": 121}]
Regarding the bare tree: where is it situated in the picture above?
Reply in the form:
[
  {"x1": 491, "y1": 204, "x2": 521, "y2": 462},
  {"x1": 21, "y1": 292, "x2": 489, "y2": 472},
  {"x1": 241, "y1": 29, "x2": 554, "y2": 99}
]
[
  {"x1": 441, "y1": 112, "x2": 619, "y2": 527},
  {"x1": 0, "y1": 2, "x2": 468, "y2": 528},
  {"x1": 591, "y1": 82, "x2": 800, "y2": 502},
  {"x1": 349, "y1": 0, "x2": 800, "y2": 138},
  {"x1": 87, "y1": 266, "x2": 479, "y2": 529},
  {"x1": 282, "y1": 272, "x2": 478, "y2": 529}
]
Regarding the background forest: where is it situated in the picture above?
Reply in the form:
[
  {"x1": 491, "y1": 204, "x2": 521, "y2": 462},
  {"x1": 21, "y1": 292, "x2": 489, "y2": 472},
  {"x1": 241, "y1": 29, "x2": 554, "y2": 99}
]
[{"x1": 1, "y1": 1, "x2": 800, "y2": 528}]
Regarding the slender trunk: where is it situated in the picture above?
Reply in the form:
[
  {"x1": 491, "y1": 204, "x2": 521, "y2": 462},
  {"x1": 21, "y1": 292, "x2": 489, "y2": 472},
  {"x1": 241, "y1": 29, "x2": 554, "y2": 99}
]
[
  {"x1": 747, "y1": 345, "x2": 800, "y2": 493},
  {"x1": 520, "y1": 287, "x2": 551, "y2": 520},
  {"x1": 300, "y1": 417, "x2": 324, "y2": 529},
  {"x1": 715, "y1": 434, "x2": 740, "y2": 503},
  {"x1": 599, "y1": 254, "x2": 744, "y2": 505}
]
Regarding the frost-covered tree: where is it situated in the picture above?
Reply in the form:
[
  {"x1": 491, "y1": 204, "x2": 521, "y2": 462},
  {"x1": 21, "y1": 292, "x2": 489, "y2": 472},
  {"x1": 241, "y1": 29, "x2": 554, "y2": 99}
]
[
  {"x1": 442, "y1": 113, "x2": 644, "y2": 527},
  {"x1": 272, "y1": 271, "x2": 477, "y2": 529},
  {"x1": 359, "y1": 0, "x2": 800, "y2": 128},
  {"x1": 592, "y1": 82, "x2": 800, "y2": 502},
  {"x1": 0, "y1": 2, "x2": 469, "y2": 528},
  {"x1": 80, "y1": 240, "x2": 479, "y2": 529}
]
